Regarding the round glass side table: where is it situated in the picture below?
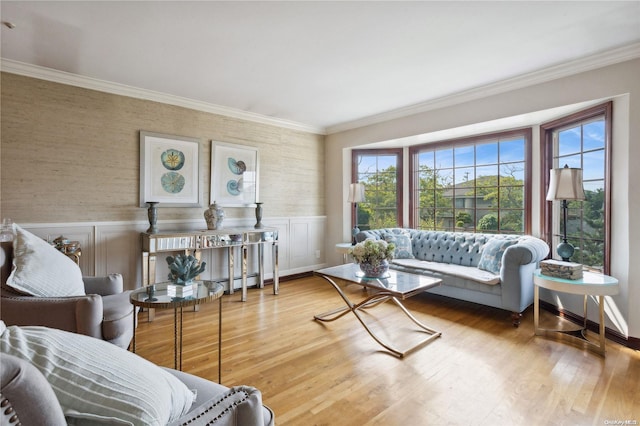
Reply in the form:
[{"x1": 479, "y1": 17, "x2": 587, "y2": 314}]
[
  {"x1": 335, "y1": 242, "x2": 353, "y2": 263},
  {"x1": 130, "y1": 281, "x2": 224, "y2": 381},
  {"x1": 533, "y1": 269, "x2": 619, "y2": 356}
]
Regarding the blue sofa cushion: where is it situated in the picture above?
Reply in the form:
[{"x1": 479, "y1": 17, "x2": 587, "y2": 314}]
[
  {"x1": 477, "y1": 238, "x2": 518, "y2": 274},
  {"x1": 382, "y1": 231, "x2": 414, "y2": 259}
]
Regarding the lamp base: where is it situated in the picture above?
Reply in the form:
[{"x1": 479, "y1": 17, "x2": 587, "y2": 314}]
[
  {"x1": 351, "y1": 226, "x2": 360, "y2": 245},
  {"x1": 556, "y1": 241, "x2": 575, "y2": 262}
]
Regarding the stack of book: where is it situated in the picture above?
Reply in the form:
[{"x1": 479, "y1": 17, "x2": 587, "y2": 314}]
[
  {"x1": 167, "y1": 283, "x2": 197, "y2": 298},
  {"x1": 540, "y1": 259, "x2": 583, "y2": 280}
]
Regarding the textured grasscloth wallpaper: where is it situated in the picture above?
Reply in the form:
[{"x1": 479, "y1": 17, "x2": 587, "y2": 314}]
[{"x1": 0, "y1": 73, "x2": 325, "y2": 223}]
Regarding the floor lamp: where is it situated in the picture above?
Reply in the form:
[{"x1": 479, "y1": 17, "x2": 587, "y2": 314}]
[
  {"x1": 347, "y1": 183, "x2": 365, "y2": 245},
  {"x1": 546, "y1": 165, "x2": 585, "y2": 261}
]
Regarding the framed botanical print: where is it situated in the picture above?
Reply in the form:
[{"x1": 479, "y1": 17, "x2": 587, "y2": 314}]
[
  {"x1": 140, "y1": 131, "x2": 201, "y2": 207},
  {"x1": 210, "y1": 141, "x2": 259, "y2": 207}
]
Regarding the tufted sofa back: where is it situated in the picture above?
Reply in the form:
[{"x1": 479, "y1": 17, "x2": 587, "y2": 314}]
[{"x1": 357, "y1": 228, "x2": 522, "y2": 267}]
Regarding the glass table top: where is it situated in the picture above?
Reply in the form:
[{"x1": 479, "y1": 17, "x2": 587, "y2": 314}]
[
  {"x1": 315, "y1": 263, "x2": 441, "y2": 299},
  {"x1": 130, "y1": 281, "x2": 224, "y2": 309}
]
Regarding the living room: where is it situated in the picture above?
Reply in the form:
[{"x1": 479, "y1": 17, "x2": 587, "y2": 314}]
[{"x1": 1, "y1": 1, "x2": 639, "y2": 424}]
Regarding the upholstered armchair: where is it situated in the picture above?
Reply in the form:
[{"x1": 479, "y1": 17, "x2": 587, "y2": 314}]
[
  {"x1": 1, "y1": 237, "x2": 135, "y2": 349},
  {"x1": 1, "y1": 323, "x2": 275, "y2": 425}
]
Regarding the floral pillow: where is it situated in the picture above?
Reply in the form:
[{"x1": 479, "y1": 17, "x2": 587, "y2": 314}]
[
  {"x1": 383, "y1": 232, "x2": 414, "y2": 259},
  {"x1": 477, "y1": 239, "x2": 517, "y2": 274}
]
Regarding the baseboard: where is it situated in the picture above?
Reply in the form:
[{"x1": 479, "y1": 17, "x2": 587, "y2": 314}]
[
  {"x1": 540, "y1": 300, "x2": 640, "y2": 351},
  {"x1": 264, "y1": 271, "x2": 314, "y2": 285}
]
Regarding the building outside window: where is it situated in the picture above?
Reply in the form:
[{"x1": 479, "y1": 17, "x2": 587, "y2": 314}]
[
  {"x1": 541, "y1": 102, "x2": 611, "y2": 273},
  {"x1": 352, "y1": 149, "x2": 403, "y2": 231},
  {"x1": 409, "y1": 129, "x2": 531, "y2": 234}
]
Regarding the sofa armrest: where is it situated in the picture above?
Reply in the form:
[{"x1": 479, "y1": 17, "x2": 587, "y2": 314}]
[
  {"x1": 168, "y1": 385, "x2": 273, "y2": 426},
  {"x1": 0, "y1": 293, "x2": 104, "y2": 339},
  {"x1": 163, "y1": 368, "x2": 274, "y2": 426},
  {"x1": 1, "y1": 354, "x2": 67, "y2": 426},
  {"x1": 500, "y1": 237, "x2": 550, "y2": 313},
  {"x1": 83, "y1": 273, "x2": 124, "y2": 296}
]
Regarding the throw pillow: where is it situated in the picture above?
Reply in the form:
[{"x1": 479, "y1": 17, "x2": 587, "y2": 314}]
[
  {"x1": 0, "y1": 321, "x2": 195, "y2": 425},
  {"x1": 6, "y1": 223, "x2": 85, "y2": 297},
  {"x1": 383, "y1": 231, "x2": 414, "y2": 259},
  {"x1": 477, "y1": 238, "x2": 517, "y2": 274}
]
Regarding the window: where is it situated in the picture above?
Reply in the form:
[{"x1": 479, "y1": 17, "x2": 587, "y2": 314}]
[
  {"x1": 409, "y1": 129, "x2": 531, "y2": 234},
  {"x1": 541, "y1": 102, "x2": 612, "y2": 273},
  {"x1": 352, "y1": 149, "x2": 403, "y2": 230}
]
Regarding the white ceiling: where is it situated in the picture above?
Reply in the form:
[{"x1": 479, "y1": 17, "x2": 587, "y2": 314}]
[{"x1": 1, "y1": 1, "x2": 639, "y2": 134}]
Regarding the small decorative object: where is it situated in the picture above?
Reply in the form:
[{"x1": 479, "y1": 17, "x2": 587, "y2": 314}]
[
  {"x1": 349, "y1": 238, "x2": 395, "y2": 278},
  {"x1": 52, "y1": 236, "x2": 81, "y2": 254},
  {"x1": 254, "y1": 202, "x2": 263, "y2": 229},
  {"x1": 167, "y1": 282, "x2": 197, "y2": 298},
  {"x1": 166, "y1": 254, "x2": 206, "y2": 285},
  {"x1": 204, "y1": 201, "x2": 225, "y2": 230},
  {"x1": 146, "y1": 202, "x2": 159, "y2": 234},
  {"x1": 145, "y1": 284, "x2": 157, "y2": 301},
  {"x1": 541, "y1": 259, "x2": 583, "y2": 280}
]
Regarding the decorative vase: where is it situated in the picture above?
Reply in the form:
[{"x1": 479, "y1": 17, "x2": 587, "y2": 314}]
[
  {"x1": 254, "y1": 202, "x2": 263, "y2": 229},
  {"x1": 146, "y1": 202, "x2": 159, "y2": 234},
  {"x1": 359, "y1": 260, "x2": 390, "y2": 278},
  {"x1": 205, "y1": 201, "x2": 225, "y2": 230}
]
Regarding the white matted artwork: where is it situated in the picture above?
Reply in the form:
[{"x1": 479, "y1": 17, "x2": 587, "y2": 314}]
[
  {"x1": 210, "y1": 141, "x2": 259, "y2": 207},
  {"x1": 140, "y1": 131, "x2": 201, "y2": 207}
]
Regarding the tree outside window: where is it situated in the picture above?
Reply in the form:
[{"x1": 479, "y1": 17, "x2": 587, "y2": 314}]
[{"x1": 409, "y1": 130, "x2": 531, "y2": 234}]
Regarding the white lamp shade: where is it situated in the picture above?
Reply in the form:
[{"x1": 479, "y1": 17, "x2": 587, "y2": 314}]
[
  {"x1": 347, "y1": 183, "x2": 365, "y2": 203},
  {"x1": 546, "y1": 167, "x2": 585, "y2": 201}
]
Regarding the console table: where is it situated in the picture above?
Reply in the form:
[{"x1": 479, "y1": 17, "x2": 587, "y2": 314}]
[{"x1": 141, "y1": 228, "x2": 279, "y2": 302}]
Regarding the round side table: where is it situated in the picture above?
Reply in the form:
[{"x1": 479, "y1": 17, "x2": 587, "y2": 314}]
[
  {"x1": 533, "y1": 269, "x2": 619, "y2": 356},
  {"x1": 335, "y1": 242, "x2": 353, "y2": 263},
  {"x1": 130, "y1": 281, "x2": 224, "y2": 381}
]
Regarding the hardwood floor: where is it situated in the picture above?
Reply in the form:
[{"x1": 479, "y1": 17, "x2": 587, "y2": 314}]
[{"x1": 133, "y1": 276, "x2": 640, "y2": 425}]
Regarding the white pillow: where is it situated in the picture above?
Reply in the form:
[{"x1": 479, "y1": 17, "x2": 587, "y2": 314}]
[
  {"x1": 6, "y1": 223, "x2": 85, "y2": 297},
  {"x1": 0, "y1": 321, "x2": 195, "y2": 425}
]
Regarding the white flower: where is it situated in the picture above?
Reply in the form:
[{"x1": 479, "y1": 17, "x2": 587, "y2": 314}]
[{"x1": 348, "y1": 238, "x2": 395, "y2": 266}]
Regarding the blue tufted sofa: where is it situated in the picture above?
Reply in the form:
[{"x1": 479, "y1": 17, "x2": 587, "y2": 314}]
[{"x1": 356, "y1": 228, "x2": 549, "y2": 326}]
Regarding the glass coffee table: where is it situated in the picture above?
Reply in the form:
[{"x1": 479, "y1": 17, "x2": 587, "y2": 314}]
[
  {"x1": 314, "y1": 263, "x2": 442, "y2": 358},
  {"x1": 130, "y1": 281, "x2": 224, "y2": 381}
]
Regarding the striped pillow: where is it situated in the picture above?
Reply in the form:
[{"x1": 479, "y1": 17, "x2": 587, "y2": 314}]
[
  {"x1": 0, "y1": 321, "x2": 195, "y2": 425},
  {"x1": 6, "y1": 224, "x2": 85, "y2": 297}
]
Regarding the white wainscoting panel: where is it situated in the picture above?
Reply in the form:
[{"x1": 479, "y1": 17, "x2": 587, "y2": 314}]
[
  {"x1": 21, "y1": 216, "x2": 326, "y2": 291},
  {"x1": 95, "y1": 223, "x2": 147, "y2": 289},
  {"x1": 20, "y1": 224, "x2": 96, "y2": 276}
]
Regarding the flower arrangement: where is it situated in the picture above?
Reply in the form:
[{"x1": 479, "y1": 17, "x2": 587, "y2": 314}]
[
  {"x1": 349, "y1": 238, "x2": 395, "y2": 266},
  {"x1": 166, "y1": 254, "x2": 206, "y2": 285}
]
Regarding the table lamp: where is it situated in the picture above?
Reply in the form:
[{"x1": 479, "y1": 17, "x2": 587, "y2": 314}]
[
  {"x1": 546, "y1": 165, "x2": 585, "y2": 261},
  {"x1": 347, "y1": 183, "x2": 365, "y2": 245}
]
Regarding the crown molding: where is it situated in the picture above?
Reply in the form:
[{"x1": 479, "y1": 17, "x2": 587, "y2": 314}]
[
  {"x1": 0, "y1": 59, "x2": 326, "y2": 135},
  {"x1": 3, "y1": 41, "x2": 639, "y2": 137},
  {"x1": 326, "y1": 42, "x2": 640, "y2": 135}
]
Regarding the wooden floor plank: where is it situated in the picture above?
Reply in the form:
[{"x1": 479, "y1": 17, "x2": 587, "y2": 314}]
[{"x1": 132, "y1": 276, "x2": 640, "y2": 425}]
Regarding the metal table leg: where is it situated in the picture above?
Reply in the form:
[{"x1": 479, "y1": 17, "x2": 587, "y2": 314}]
[{"x1": 314, "y1": 275, "x2": 441, "y2": 358}]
